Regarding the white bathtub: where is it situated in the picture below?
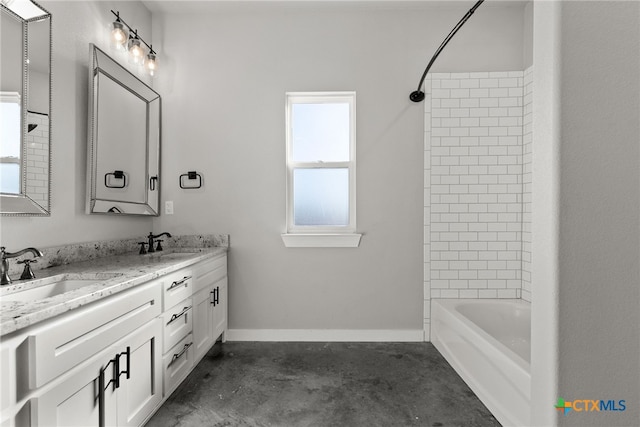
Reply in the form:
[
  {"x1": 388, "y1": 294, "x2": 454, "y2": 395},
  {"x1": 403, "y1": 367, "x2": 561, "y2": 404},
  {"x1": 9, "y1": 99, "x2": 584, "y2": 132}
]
[{"x1": 431, "y1": 299, "x2": 531, "y2": 427}]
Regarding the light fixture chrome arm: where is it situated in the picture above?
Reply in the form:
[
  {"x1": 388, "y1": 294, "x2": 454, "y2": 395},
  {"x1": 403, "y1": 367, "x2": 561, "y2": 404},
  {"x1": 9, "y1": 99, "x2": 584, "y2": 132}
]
[{"x1": 409, "y1": 0, "x2": 484, "y2": 103}]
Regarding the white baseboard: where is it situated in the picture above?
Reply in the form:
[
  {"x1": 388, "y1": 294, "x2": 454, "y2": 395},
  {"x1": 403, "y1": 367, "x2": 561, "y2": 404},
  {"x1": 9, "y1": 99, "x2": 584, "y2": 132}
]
[{"x1": 225, "y1": 329, "x2": 425, "y2": 342}]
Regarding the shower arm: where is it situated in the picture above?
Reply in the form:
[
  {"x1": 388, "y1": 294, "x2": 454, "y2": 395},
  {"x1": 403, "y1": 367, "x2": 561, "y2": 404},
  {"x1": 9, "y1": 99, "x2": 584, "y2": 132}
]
[{"x1": 409, "y1": 0, "x2": 485, "y2": 103}]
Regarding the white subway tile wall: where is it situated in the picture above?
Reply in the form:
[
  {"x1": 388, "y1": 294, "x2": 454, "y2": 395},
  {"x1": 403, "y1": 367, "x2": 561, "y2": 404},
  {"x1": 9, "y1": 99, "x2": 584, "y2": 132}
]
[
  {"x1": 25, "y1": 112, "x2": 49, "y2": 204},
  {"x1": 424, "y1": 69, "x2": 533, "y2": 337},
  {"x1": 521, "y1": 67, "x2": 533, "y2": 302},
  {"x1": 423, "y1": 77, "x2": 432, "y2": 342}
]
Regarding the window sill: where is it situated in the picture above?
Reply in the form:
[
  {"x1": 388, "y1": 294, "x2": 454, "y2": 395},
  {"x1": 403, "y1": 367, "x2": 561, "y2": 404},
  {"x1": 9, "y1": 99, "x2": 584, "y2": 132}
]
[{"x1": 281, "y1": 233, "x2": 362, "y2": 248}]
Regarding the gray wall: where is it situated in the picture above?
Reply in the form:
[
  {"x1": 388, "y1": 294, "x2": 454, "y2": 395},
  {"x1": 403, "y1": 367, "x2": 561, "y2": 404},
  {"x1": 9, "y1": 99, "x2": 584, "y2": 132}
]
[
  {"x1": 531, "y1": 2, "x2": 640, "y2": 425},
  {"x1": 152, "y1": 2, "x2": 526, "y2": 331},
  {"x1": 523, "y1": 0, "x2": 533, "y2": 68},
  {"x1": 1, "y1": 1, "x2": 154, "y2": 249},
  {"x1": 557, "y1": 2, "x2": 639, "y2": 425}
]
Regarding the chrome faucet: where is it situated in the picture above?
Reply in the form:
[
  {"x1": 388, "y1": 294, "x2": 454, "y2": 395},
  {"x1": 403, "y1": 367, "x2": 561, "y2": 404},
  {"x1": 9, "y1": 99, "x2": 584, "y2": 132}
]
[
  {"x1": 1, "y1": 247, "x2": 44, "y2": 285},
  {"x1": 147, "y1": 232, "x2": 172, "y2": 253}
]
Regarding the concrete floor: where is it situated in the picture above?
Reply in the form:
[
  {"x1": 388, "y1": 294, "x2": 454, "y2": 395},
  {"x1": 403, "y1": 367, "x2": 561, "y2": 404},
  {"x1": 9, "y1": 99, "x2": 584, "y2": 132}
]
[{"x1": 146, "y1": 342, "x2": 500, "y2": 427}]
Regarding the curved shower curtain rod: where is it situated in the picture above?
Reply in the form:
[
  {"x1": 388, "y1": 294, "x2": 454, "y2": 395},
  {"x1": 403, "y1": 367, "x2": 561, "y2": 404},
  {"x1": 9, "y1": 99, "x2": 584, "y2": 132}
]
[{"x1": 409, "y1": 0, "x2": 485, "y2": 103}]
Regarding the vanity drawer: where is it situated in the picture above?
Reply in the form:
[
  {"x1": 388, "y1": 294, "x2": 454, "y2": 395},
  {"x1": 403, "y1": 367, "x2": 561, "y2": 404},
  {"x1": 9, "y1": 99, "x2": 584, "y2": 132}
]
[
  {"x1": 192, "y1": 255, "x2": 227, "y2": 294},
  {"x1": 26, "y1": 280, "x2": 161, "y2": 389},
  {"x1": 162, "y1": 299, "x2": 193, "y2": 353},
  {"x1": 163, "y1": 334, "x2": 194, "y2": 396},
  {"x1": 162, "y1": 268, "x2": 194, "y2": 310}
]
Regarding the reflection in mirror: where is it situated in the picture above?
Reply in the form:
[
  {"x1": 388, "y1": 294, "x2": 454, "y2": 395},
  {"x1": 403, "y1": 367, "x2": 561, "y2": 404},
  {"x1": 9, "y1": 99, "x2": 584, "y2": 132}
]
[
  {"x1": 0, "y1": 93, "x2": 21, "y2": 194},
  {"x1": 0, "y1": 1, "x2": 51, "y2": 215},
  {"x1": 87, "y1": 44, "x2": 161, "y2": 216}
]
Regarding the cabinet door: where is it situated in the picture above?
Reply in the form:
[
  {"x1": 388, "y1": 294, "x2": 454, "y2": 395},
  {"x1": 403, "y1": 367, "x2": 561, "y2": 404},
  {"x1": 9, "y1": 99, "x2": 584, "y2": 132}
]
[
  {"x1": 33, "y1": 346, "x2": 117, "y2": 427},
  {"x1": 192, "y1": 285, "x2": 214, "y2": 363},
  {"x1": 32, "y1": 319, "x2": 162, "y2": 427},
  {"x1": 27, "y1": 281, "x2": 161, "y2": 389},
  {"x1": 213, "y1": 277, "x2": 228, "y2": 342},
  {"x1": 115, "y1": 318, "x2": 162, "y2": 427}
]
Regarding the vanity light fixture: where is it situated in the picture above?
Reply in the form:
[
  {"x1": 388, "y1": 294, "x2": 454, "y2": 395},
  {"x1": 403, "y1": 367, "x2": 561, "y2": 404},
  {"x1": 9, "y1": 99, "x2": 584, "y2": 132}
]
[
  {"x1": 128, "y1": 32, "x2": 145, "y2": 65},
  {"x1": 109, "y1": 10, "x2": 157, "y2": 76},
  {"x1": 110, "y1": 12, "x2": 128, "y2": 50},
  {"x1": 145, "y1": 52, "x2": 157, "y2": 77}
]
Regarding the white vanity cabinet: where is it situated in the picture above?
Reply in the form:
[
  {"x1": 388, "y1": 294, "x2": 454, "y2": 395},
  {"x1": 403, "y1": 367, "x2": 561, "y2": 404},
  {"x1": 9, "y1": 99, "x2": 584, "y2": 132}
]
[
  {"x1": 158, "y1": 267, "x2": 195, "y2": 396},
  {"x1": 0, "y1": 251, "x2": 228, "y2": 427},
  {"x1": 192, "y1": 255, "x2": 227, "y2": 363},
  {"x1": 192, "y1": 286, "x2": 215, "y2": 362},
  {"x1": 212, "y1": 277, "x2": 227, "y2": 341},
  {"x1": 33, "y1": 318, "x2": 162, "y2": 427},
  {"x1": 158, "y1": 254, "x2": 228, "y2": 397},
  {"x1": 26, "y1": 281, "x2": 162, "y2": 389},
  {"x1": 1, "y1": 279, "x2": 163, "y2": 427}
]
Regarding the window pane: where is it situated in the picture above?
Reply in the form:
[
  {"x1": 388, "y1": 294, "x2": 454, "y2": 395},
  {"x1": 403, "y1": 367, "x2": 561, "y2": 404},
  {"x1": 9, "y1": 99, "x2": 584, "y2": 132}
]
[
  {"x1": 292, "y1": 103, "x2": 350, "y2": 162},
  {"x1": 0, "y1": 163, "x2": 20, "y2": 194},
  {"x1": 293, "y1": 168, "x2": 349, "y2": 226},
  {"x1": 0, "y1": 100, "x2": 21, "y2": 194},
  {"x1": 1, "y1": 101, "x2": 21, "y2": 158}
]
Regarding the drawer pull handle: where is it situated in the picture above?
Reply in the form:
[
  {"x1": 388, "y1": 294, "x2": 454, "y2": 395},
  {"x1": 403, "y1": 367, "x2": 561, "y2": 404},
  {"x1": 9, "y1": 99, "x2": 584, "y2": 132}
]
[
  {"x1": 117, "y1": 346, "x2": 131, "y2": 384},
  {"x1": 210, "y1": 286, "x2": 220, "y2": 306},
  {"x1": 167, "y1": 306, "x2": 191, "y2": 325},
  {"x1": 99, "y1": 363, "x2": 106, "y2": 425},
  {"x1": 98, "y1": 346, "x2": 131, "y2": 426},
  {"x1": 168, "y1": 342, "x2": 192, "y2": 367},
  {"x1": 168, "y1": 276, "x2": 191, "y2": 291}
]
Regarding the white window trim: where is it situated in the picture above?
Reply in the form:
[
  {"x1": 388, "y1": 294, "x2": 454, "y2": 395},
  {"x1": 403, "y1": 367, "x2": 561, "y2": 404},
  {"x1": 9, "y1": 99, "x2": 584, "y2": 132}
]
[
  {"x1": 282, "y1": 91, "x2": 361, "y2": 248},
  {"x1": 280, "y1": 233, "x2": 362, "y2": 248}
]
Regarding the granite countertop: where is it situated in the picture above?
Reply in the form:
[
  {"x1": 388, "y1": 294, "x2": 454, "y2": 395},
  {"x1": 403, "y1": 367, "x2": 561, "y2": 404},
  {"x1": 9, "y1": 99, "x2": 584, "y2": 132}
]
[{"x1": 0, "y1": 247, "x2": 227, "y2": 337}]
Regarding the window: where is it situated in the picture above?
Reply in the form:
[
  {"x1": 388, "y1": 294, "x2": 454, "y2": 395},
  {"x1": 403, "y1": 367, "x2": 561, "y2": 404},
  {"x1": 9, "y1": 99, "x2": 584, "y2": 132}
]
[
  {"x1": 0, "y1": 93, "x2": 22, "y2": 194},
  {"x1": 282, "y1": 92, "x2": 361, "y2": 247}
]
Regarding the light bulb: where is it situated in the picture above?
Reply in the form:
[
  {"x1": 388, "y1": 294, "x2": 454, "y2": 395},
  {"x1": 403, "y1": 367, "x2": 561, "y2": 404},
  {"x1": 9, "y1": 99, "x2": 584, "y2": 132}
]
[
  {"x1": 128, "y1": 37, "x2": 144, "y2": 65},
  {"x1": 145, "y1": 53, "x2": 157, "y2": 77},
  {"x1": 111, "y1": 20, "x2": 127, "y2": 50}
]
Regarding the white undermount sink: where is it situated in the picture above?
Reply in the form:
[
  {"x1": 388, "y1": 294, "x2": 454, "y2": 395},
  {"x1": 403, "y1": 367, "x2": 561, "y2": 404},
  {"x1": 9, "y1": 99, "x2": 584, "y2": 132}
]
[{"x1": 1, "y1": 274, "x2": 121, "y2": 303}]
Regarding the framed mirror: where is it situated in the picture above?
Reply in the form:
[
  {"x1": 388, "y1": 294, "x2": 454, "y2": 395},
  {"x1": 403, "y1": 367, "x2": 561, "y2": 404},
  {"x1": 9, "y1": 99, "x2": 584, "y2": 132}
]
[
  {"x1": 0, "y1": 0, "x2": 51, "y2": 216},
  {"x1": 87, "y1": 44, "x2": 161, "y2": 216}
]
